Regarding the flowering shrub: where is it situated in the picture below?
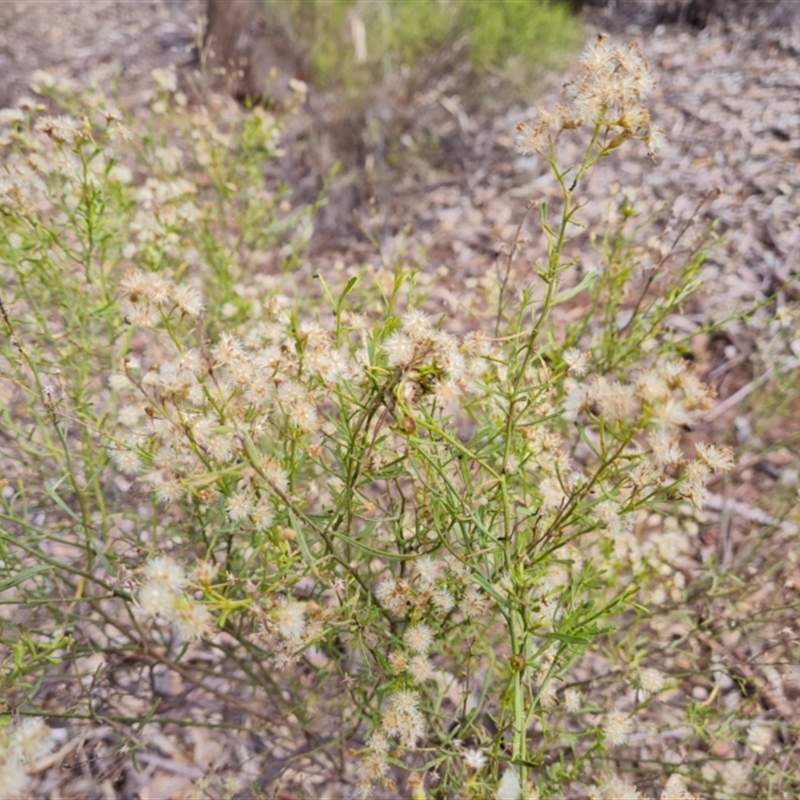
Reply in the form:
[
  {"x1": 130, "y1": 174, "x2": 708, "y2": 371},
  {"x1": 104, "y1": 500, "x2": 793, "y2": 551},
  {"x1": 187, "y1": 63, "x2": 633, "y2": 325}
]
[{"x1": 0, "y1": 37, "x2": 791, "y2": 800}]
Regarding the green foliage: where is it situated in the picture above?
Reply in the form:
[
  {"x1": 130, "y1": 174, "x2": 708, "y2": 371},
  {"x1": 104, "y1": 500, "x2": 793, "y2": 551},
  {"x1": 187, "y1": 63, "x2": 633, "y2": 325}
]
[
  {"x1": 461, "y1": 0, "x2": 583, "y2": 79},
  {"x1": 265, "y1": 0, "x2": 582, "y2": 100}
]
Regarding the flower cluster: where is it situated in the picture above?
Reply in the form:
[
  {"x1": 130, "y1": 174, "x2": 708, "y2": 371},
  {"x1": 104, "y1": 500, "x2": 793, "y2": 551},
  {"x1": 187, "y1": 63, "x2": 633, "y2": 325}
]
[
  {"x1": 253, "y1": 596, "x2": 332, "y2": 670},
  {"x1": 516, "y1": 35, "x2": 665, "y2": 161},
  {"x1": 386, "y1": 310, "x2": 496, "y2": 409},
  {"x1": 0, "y1": 718, "x2": 52, "y2": 798},
  {"x1": 378, "y1": 559, "x2": 486, "y2": 636},
  {"x1": 355, "y1": 689, "x2": 429, "y2": 798},
  {"x1": 602, "y1": 708, "x2": 633, "y2": 747},
  {"x1": 138, "y1": 556, "x2": 212, "y2": 640},
  {"x1": 121, "y1": 268, "x2": 204, "y2": 327},
  {"x1": 357, "y1": 689, "x2": 432, "y2": 797},
  {"x1": 590, "y1": 773, "x2": 699, "y2": 800},
  {"x1": 562, "y1": 359, "x2": 732, "y2": 511},
  {"x1": 380, "y1": 689, "x2": 425, "y2": 749},
  {"x1": 355, "y1": 732, "x2": 393, "y2": 798}
]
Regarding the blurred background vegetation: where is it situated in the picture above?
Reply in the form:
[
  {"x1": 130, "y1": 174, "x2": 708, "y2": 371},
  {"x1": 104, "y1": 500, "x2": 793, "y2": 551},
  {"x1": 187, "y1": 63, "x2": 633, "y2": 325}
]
[{"x1": 264, "y1": 0, "x2": 584, "y2": 105}]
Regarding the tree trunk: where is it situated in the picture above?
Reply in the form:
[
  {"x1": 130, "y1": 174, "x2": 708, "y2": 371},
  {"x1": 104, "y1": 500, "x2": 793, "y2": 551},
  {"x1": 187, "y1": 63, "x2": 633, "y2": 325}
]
[{"x1": 203, "y1": 0, "x2": 307, "y2": 106}]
